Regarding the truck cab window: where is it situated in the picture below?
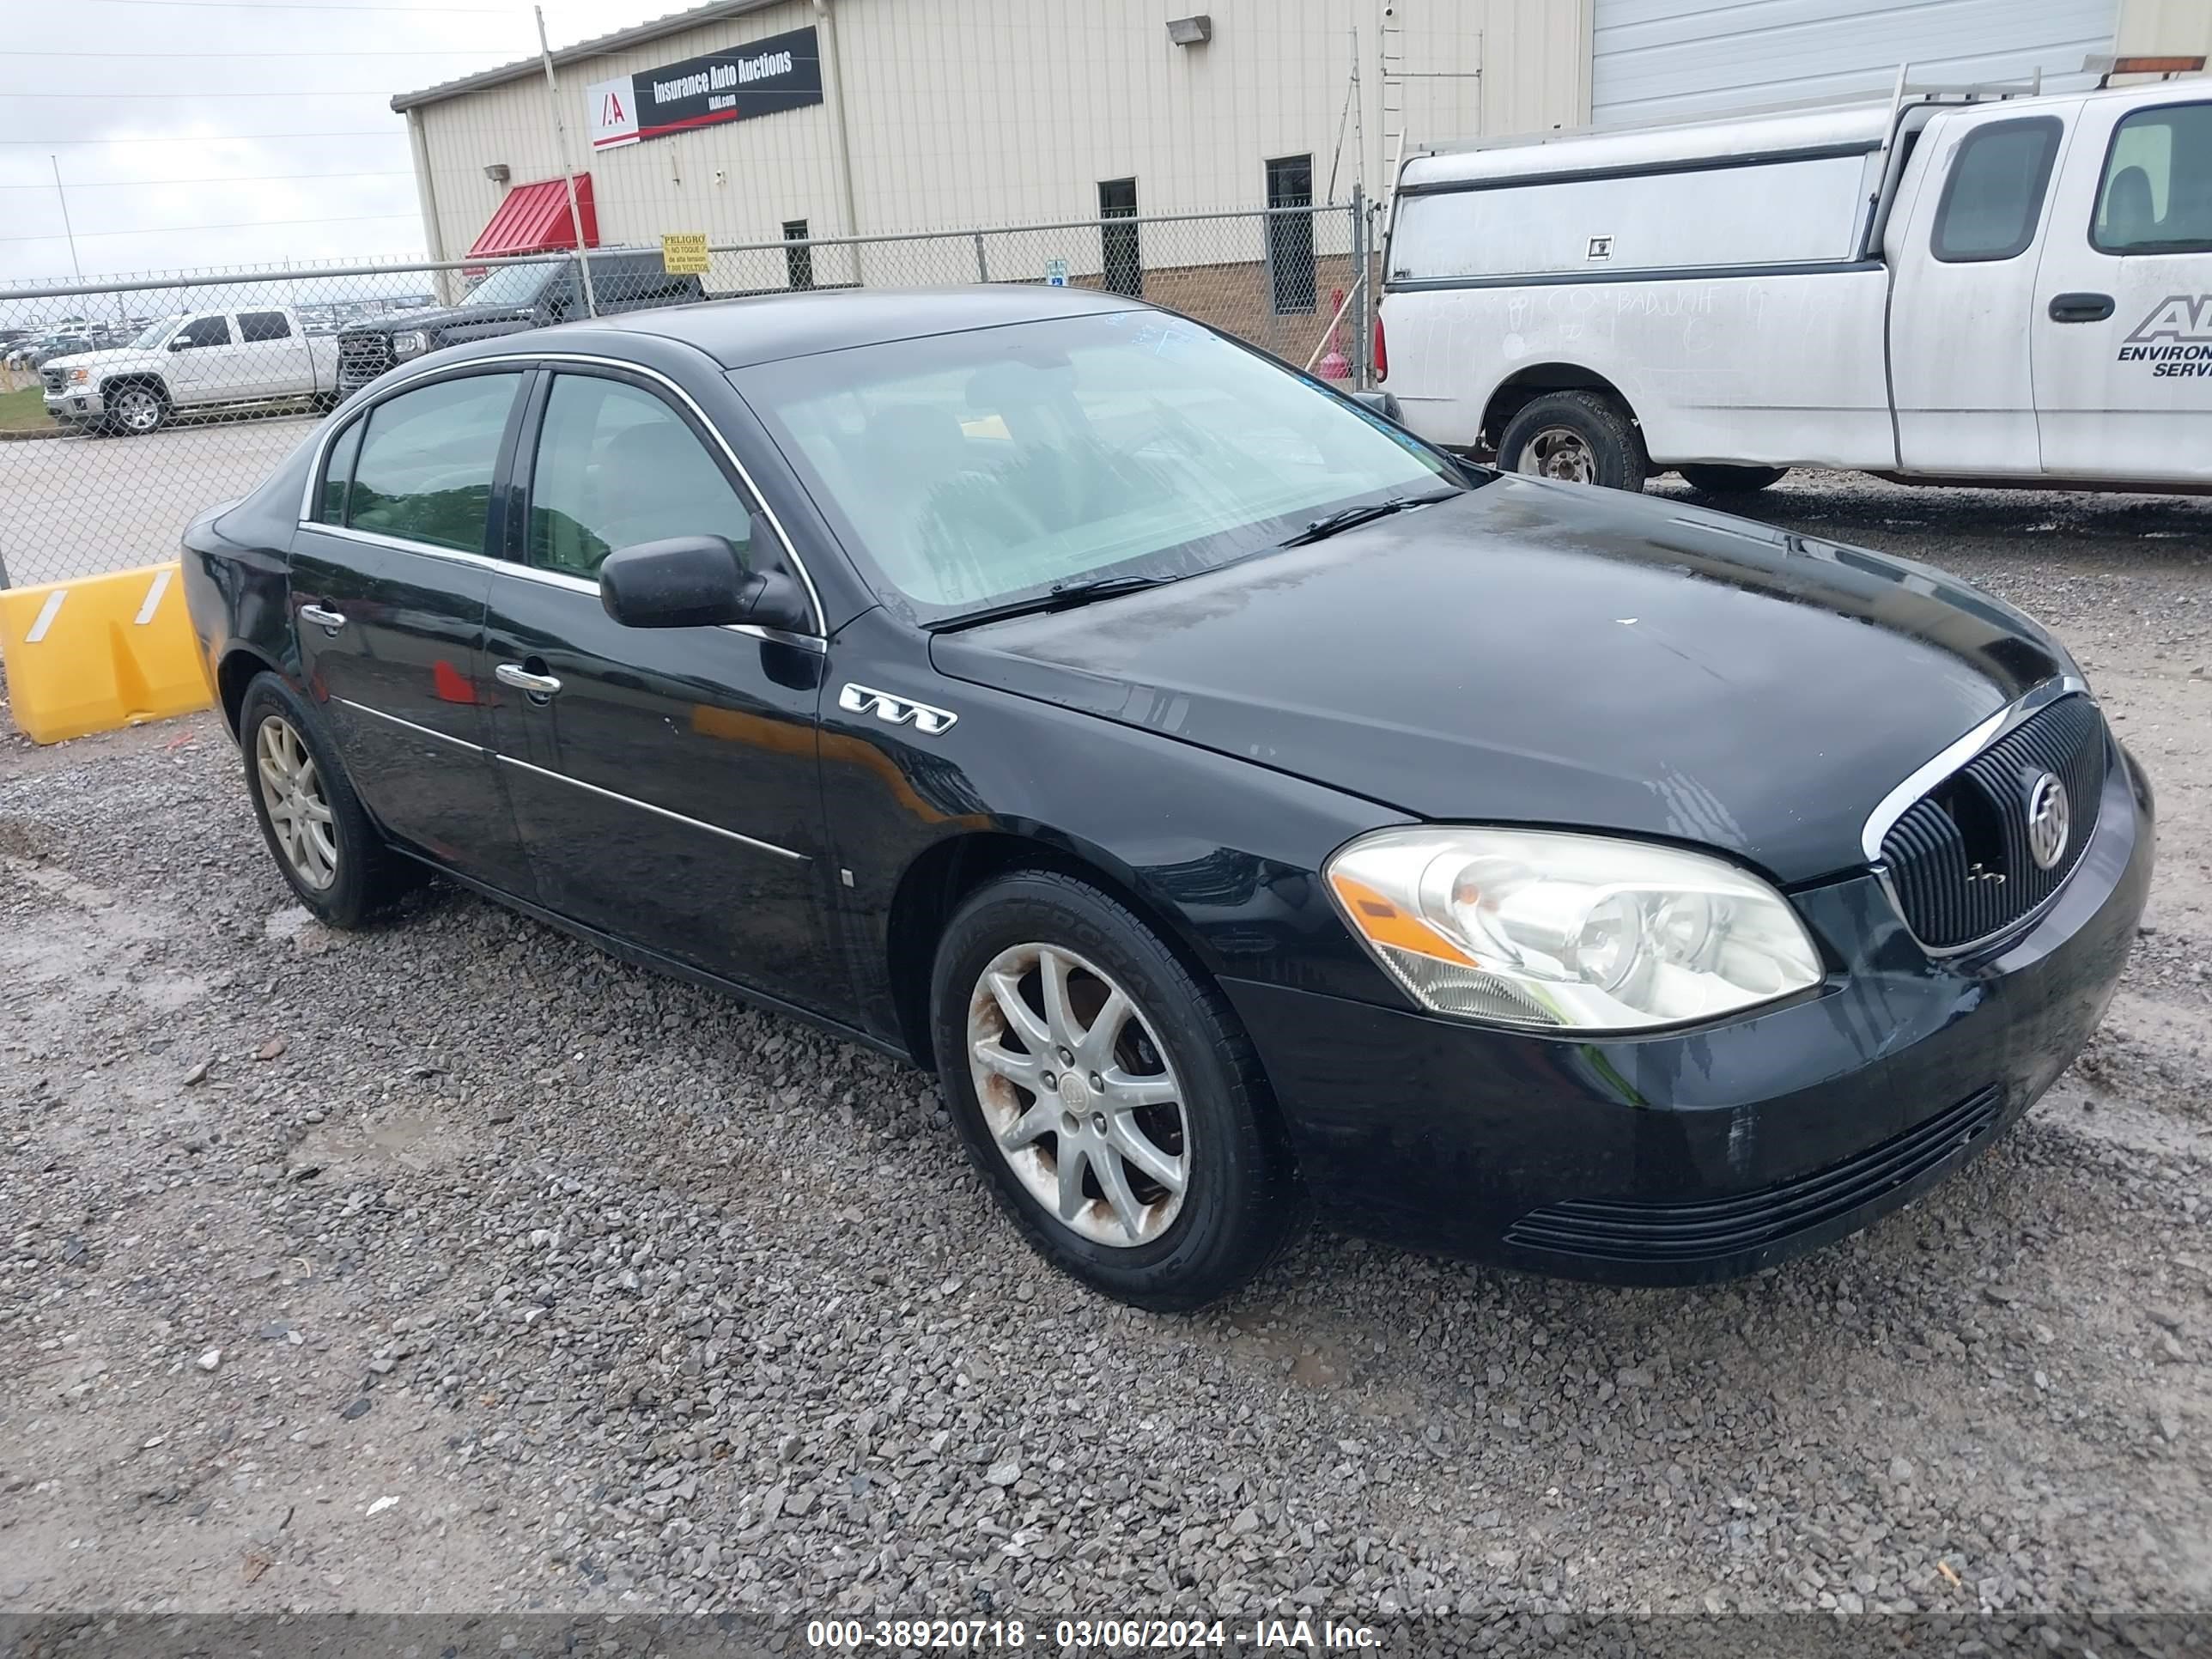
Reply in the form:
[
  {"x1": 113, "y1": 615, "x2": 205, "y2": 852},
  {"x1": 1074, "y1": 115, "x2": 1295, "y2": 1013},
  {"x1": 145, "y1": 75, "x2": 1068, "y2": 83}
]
[
  {"x1": 177, "y1": 315, "x2": 234, "y2": 349},
  {"x1": 1932, "y1": 117, "x2": 2062, "y2": 263},
  {"x1": 239, "y1": 311, "x2": 293, "y2": 343},
  {"x1": 2094, "y1": 102, "x2": 2212, "y2": 254}
]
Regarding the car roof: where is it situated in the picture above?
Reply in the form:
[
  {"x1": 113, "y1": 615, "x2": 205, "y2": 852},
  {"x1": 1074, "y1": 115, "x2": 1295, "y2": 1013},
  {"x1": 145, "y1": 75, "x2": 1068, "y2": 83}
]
[{"x1": 574, "y1": 283, "x2": 1152, "y2": 368}]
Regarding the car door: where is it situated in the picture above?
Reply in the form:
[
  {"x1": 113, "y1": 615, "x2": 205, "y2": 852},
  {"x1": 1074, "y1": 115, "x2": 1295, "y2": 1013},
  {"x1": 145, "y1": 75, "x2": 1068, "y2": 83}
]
[
  {"x1": 289, "y1": 364, "x2": 537, "y2": 895},
  {"x1": 1887, "y1": 105, "x2": 2078, "y2": 476},
  {"x1": 162, "y1": 313, "x2": 237, "y2": 403},
  {"x1": 2031, "y1": 94, "x2": 2212, "y2": 484},
  {"x1": 236, "y1": 307, "x2": 311, "y2": 399},
  {"x1": 482, "y1": 362, "x2": 843, "y2": 1013}
]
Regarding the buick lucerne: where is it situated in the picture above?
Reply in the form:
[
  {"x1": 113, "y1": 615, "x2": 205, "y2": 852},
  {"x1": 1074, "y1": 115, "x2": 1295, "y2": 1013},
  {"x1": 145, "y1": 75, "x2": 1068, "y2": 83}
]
[{"x1": 180, "y1": 286, "x2": 2154, "y2": 1310}]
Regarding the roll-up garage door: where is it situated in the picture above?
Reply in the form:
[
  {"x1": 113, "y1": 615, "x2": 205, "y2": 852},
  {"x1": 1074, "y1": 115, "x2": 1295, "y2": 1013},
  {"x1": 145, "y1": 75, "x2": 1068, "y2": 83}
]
[{"x1": 1591, "y1": 0, "x2": 2118, "y2": 127}]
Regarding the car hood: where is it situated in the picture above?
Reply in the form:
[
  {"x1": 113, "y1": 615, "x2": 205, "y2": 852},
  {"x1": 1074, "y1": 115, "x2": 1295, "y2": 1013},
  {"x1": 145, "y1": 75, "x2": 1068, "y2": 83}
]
[
  {"x1": 348, "y1": 302, "x2": 534, "y2": 334},
  {"x1": 40, "y1": 346, "x2": 137, "y2": 372},
  {"x1": 928, "y1": 477, "x2": 2075, "y2": 885}
]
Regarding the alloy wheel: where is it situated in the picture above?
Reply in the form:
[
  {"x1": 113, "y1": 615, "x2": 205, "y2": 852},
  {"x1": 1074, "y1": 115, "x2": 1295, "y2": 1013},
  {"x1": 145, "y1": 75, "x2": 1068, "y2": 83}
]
[
  {"x1": 254, "y1": 714, "x2": 338, "y2": 890},
  {"x1": 116, "y1": 388, "x2": 162, "y2": 433},
  {"x1": 966, "y1": 942, "x2": 1190, "y2": 1248},
  {"x1": 1517, "y1": 425, "x2": 1596, "y2": 483}
]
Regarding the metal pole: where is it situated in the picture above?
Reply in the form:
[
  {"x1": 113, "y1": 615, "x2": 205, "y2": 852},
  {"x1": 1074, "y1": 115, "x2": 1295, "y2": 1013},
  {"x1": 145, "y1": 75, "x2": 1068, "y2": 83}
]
[
  {"x1": 1349, "y1": 188, "x2": 1368, "y2": 387},
  {"x1": 534, "y1": 5, "x2": 597, "y2": 318},
  {"x1": 50, "y1": 155, "x2": 82, "y2": 283},
  {"x1": 973, "y1": 231, "x2": 989, "y2": 283}
]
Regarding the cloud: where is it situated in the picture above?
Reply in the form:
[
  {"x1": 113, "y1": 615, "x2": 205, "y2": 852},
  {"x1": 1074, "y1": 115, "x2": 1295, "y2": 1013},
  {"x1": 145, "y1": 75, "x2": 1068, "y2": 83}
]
[{"x1": 0, "y1": 0, "x2": 680, "y2": 283}]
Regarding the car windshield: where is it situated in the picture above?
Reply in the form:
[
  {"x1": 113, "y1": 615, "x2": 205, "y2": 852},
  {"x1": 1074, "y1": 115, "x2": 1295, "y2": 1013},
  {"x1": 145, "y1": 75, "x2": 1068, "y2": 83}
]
[
  {"x1": 465, "y1": 262, "x2": 558, "y2": 307},
  {"x1": 736, "y1": 309, "x2": 1469, "y2": 621},
  {"x1": 129, "y1": 315, "x2": 184, "y2": 350}
]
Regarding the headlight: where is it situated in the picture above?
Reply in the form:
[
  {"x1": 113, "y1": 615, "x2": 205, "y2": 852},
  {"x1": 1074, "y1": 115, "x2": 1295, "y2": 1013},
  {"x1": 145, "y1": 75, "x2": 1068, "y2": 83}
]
[
  {"x1": 1325, "y1": 827, "x2": 1822, "y2": 1031},
  {"x1": 67, "y1": 368, "x2": 88, "y2": 385},
  {"x1": 392, "y1": 331, "x2": 428, "y2": 358}
]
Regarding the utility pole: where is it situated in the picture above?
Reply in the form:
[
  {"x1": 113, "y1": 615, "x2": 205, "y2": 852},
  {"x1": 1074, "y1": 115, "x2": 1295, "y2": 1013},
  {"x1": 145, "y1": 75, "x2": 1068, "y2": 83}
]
[
  {"x1": 50, "y1": 155, "x2": 82, "y2": 282},
  {"x1": 535, "y1": 5, "x2": 598, "y2": 317}
]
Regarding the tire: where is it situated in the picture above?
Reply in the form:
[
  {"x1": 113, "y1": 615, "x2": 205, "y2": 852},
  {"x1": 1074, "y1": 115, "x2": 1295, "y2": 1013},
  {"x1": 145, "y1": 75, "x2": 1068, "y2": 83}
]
[
  {"x1": 238, "y1": 673, "x2": 408, "y2": 929},
  {"x1": 930, "y1": 870, "x2": 1303, "y2": 1311},
  {"x1": 106, "y1": 382, "x2": 168, "y2": 435},
  {"x1": 1498, "y1": 390, "x2": 1649, "y2": 493},
  {"x1": 1680, "y1": 463, "x2": 1789, "y2": 495}
]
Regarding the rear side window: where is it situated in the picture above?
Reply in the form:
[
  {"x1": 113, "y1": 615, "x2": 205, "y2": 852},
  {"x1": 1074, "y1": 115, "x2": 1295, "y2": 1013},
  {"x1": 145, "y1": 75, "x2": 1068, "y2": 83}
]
[
  {"x1": 2094, "y1": 101, "x2": 2212, "y2": 254},
  {"x1": 316, "y1": 418, "x2": 363, "y2": 524},
  {"x1": 1932, "y1": 117, "x2": 2062, "y2": 263},
  {"x1": 346, "y1": 373, "x2": 520, "y2": 554},
  {"x1": 239, "y1": 311, "x2": 292, "y2": 343}
]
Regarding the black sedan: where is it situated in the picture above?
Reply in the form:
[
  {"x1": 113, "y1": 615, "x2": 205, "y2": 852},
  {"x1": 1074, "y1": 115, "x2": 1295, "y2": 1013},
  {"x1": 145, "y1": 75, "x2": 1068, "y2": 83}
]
[{"x1": 180, "y1": 285, "x2": 2153, "y2": 1310}]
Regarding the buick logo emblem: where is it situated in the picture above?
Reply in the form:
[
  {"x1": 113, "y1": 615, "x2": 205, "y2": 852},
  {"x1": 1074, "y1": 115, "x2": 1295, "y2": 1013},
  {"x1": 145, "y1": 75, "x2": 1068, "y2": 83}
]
[{"x1": 2025, "y1": 773, "x2": 2070, "y2": 871}]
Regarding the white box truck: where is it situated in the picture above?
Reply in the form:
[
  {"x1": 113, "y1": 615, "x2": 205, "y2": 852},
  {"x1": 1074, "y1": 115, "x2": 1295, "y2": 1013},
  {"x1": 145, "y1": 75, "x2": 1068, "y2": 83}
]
[{"x1": 1376, "y1": 70, "x2": 2210, "y2": 495}]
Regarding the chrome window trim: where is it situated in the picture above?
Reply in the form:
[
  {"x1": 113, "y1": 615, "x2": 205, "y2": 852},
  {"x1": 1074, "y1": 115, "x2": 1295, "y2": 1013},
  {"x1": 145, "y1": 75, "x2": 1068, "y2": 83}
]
[
  {"x1": 335, "y1": 696, "x2": 484, "y2": 752},
  {"x1": 1860, "y1": 674, "x2": 2098, "y2": 960},
  {"x1": 494, "y1": 752, "x2": 807, "y2": 862},
  {"x1": 295, "y1": 349, "x2": 828, "y2": 640},
  {"x1": 1858, "y1": 675, "x2": 2087, "y2": 862}
]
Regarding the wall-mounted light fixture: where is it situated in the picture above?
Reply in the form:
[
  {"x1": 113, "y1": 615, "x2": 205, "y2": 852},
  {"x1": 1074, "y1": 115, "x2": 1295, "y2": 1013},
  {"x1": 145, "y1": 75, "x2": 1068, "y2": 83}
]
[
  {"x1": 1166, "y1": 15, "x2": 1212, "y2": 46},
  {"x1": 483, "y1": 162, "x2": 511, "y2": 184}
]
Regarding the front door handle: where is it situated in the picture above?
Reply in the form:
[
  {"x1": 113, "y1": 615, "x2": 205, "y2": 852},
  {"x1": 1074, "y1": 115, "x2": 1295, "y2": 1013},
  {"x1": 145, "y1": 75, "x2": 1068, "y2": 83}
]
[
  {"x1": 2048, "y1": 292, "x2": 2115, "y2": 323},
  {"x1": 495, "y1": 661, "x2": 562, "y2": 699},
  {"x1": 297, "y1": 603, "x2": 345, "y2": 634}
]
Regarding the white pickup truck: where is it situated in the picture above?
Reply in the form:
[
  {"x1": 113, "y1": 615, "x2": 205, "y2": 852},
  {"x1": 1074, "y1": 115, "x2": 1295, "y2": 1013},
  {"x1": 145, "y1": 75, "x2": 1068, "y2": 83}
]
[
  {"x1": 41, "y1": 306, "x2": 341, "y2": 436},
  {"x1": 1377, "y1": 73, "x2": 2211, "y2": 495}
]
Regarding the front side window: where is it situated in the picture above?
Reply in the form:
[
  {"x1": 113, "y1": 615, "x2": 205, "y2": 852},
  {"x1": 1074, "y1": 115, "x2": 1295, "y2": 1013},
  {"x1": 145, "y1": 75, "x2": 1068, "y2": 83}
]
[
  {"x1": 346, "y1": 373, "x2": 520, "y2": 553},
  {"x1": 316, "y1": 417, "x2": 363, "y2": 524},
  {"x1": 177, "y1": 315, "x2": 234, "y2": 349},
  {"x1": 466, "y1": 261, "x2": 559, "y2": 307},
  {"x1": 2094, "y1": 101, "x2": 2212, "y2": 254},
  {"x1": 239, "y1": 310, "x2": 292, "y2": 343},
  {"x1": 527, "y1": 374, "x2": 754, "y2": 579},
  {"x1": 1932, "y1": 117, "x2": 2062, "y2": 263},
  {"x1": 739, "y1": 310, "x2": 1464, "y2": 620}
]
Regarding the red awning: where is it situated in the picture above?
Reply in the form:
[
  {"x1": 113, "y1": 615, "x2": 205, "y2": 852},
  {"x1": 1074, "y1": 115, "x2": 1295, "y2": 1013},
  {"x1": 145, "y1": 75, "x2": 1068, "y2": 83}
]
[{"x1": 465, "y1": 174, "x2": 599, "y2": 258}]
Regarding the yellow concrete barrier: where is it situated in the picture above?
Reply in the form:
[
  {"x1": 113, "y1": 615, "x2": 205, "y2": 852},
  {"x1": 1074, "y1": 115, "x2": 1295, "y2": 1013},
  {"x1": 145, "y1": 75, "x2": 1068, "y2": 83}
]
[{"x1": 0, "y1": 562, "x2": 214, "y2": 744}]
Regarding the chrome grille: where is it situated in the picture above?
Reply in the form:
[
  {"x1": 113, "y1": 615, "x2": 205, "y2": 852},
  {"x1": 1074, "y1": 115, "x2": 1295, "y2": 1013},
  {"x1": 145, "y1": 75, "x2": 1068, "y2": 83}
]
[
  {"x1": 337, "y1": 330, "x2": 393, "y2": 387},
  {"x1": 40, "y1": 367, "x2": 67, "y2": 394},
  {"x1": 1879, "y1": 695, "x2": 2107, "y2": 951}
]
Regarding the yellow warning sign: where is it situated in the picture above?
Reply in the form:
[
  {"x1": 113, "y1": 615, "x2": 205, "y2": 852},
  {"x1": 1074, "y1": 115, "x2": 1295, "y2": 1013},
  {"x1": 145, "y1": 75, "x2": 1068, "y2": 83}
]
[{"x1": 661, "y1": 233, "x2": 709, "y2": 275}]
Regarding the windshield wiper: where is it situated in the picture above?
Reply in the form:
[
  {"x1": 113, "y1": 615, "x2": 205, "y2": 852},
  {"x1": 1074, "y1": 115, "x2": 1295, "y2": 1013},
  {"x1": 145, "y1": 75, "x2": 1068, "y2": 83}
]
[
  {"x1": 928, "y1": 574, "x2": 1174, "y2": 632},
  {"x1": 1279, "y1": 488, "x2": 1462, "y2": 548}
]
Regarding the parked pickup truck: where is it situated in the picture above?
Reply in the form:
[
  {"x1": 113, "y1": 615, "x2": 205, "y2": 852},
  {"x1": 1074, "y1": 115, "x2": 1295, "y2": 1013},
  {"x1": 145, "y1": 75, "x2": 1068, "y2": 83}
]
[
  {"x1": 42, "y1": 307, "x2": 340, "y2": 435},
  {"x1": 1378, "y1": 72, "x2": 2211, "y2": 495},
  {"x1": 335, "y1": 249, "x2": 707, "y2": 392}
]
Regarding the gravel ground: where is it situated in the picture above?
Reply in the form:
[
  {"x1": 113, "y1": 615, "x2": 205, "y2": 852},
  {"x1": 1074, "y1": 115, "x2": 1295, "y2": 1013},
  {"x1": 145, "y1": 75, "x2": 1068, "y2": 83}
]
[{"x1": 1, "y1": 471, "x2": 2209, "y2": 1630}]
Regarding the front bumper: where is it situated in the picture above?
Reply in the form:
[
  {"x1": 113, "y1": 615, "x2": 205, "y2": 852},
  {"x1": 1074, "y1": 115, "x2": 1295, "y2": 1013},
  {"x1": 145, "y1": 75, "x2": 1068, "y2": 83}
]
[
  {"x1": 1224, "y1": 743, "x2": 2154, "y2": 1285},
  {"x1": 44, "y1": 388, "x2": 103, "y2": 423}
]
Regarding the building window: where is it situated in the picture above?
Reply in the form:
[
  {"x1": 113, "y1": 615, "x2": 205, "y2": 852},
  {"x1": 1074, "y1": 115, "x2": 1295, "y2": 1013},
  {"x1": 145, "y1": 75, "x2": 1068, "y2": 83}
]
[
  {"x1": 1098, "y1": 178, "x2": 1141, "y2": 299},
  {"x1": 1265, "y1": 154, "x2": 1316, "y2": 314},
  {"x1": 784, "y1": 219, "x2": 814, "y2": 291}
]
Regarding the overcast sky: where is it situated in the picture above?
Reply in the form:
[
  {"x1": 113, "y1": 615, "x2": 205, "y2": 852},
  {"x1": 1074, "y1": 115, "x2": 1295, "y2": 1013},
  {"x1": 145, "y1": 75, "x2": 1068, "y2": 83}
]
[{"x1": 0, "y1": 0, "x2": 687, "y2": 284}]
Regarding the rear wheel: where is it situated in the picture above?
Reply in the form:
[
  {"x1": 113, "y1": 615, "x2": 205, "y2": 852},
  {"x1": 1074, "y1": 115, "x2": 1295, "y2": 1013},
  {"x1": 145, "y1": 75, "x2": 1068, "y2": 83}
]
[
  {"x1": 239, "y1": 674, "x2": 407, "y2": 929},
  {"x1": 1680, "y1": 463, "x2": 1789, "y2": 495},
  {"x1": 931, "y1": 870, "x2": 1302, "y2": 1310},
  {"x1": 1498, "y1": 390, "x2": 1649, "y2": 493}
]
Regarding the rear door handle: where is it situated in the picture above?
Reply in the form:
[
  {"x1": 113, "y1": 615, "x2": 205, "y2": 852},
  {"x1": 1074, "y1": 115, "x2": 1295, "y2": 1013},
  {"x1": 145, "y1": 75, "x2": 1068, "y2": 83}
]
[
  {"x1": 495, "y1": 661, "x2": 562, "y2": 699},
  {"x1": 297, "y1": 604, "x2": 345, "y2": 633},
  {"x1": 2048, "y1": 292, "x2": 2115, "y2": 323}
]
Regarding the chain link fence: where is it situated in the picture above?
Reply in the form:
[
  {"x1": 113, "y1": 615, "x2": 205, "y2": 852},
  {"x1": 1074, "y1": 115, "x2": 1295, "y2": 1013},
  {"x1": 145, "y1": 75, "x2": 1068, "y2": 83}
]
[{"x1": 0, "y1": 204, "x2": 1368, "y2": 591}]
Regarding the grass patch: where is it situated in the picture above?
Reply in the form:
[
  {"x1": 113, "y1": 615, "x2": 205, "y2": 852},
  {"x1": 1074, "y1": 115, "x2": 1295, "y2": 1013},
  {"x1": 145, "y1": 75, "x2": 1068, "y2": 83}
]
[{"x1": 0, "y1": 383, "x2": 58, "y2": 434}]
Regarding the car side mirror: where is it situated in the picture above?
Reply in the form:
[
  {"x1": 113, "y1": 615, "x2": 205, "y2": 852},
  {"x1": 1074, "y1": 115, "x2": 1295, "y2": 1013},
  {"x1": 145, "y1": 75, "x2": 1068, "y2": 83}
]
[
  {"x1": 167, "y1": 337, "x2": 191, "y2": 352},
  {"x1": 1348, "y1": 389, "x2": 1405, "y2": 425},
  {"x1": 598, "y1": 533, "x2": 811, "y2": 633}
]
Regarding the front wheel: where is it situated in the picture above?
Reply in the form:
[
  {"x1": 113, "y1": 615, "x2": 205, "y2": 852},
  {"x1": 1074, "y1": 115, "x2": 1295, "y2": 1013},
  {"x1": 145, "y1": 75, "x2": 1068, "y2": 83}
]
[
  {"x1": 931, "y1": 870, "x2": 1303, "y2": 1310},
  {"x1": 1497, "y1": 390, "x2": 1649, "y2": 492},
  {"x1": 1680, "y1": 463, "x2": 1789, "y2": 495},
  {"x1": 106, "y1": 383, "x2": 168, "y2": 435}
]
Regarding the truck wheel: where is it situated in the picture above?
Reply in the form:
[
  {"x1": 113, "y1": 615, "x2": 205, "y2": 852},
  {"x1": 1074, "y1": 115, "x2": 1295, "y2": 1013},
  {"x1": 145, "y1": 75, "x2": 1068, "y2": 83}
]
[
  {"x1": 108, "y1": 384, "x2": 168, "y2": 435},
  {"x1": 1680, "y1": 464, "x2": 1789, "y2": 495},
  {"x1": 1498, "y1": 391, "x2": 1648, "y2": 492}
]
